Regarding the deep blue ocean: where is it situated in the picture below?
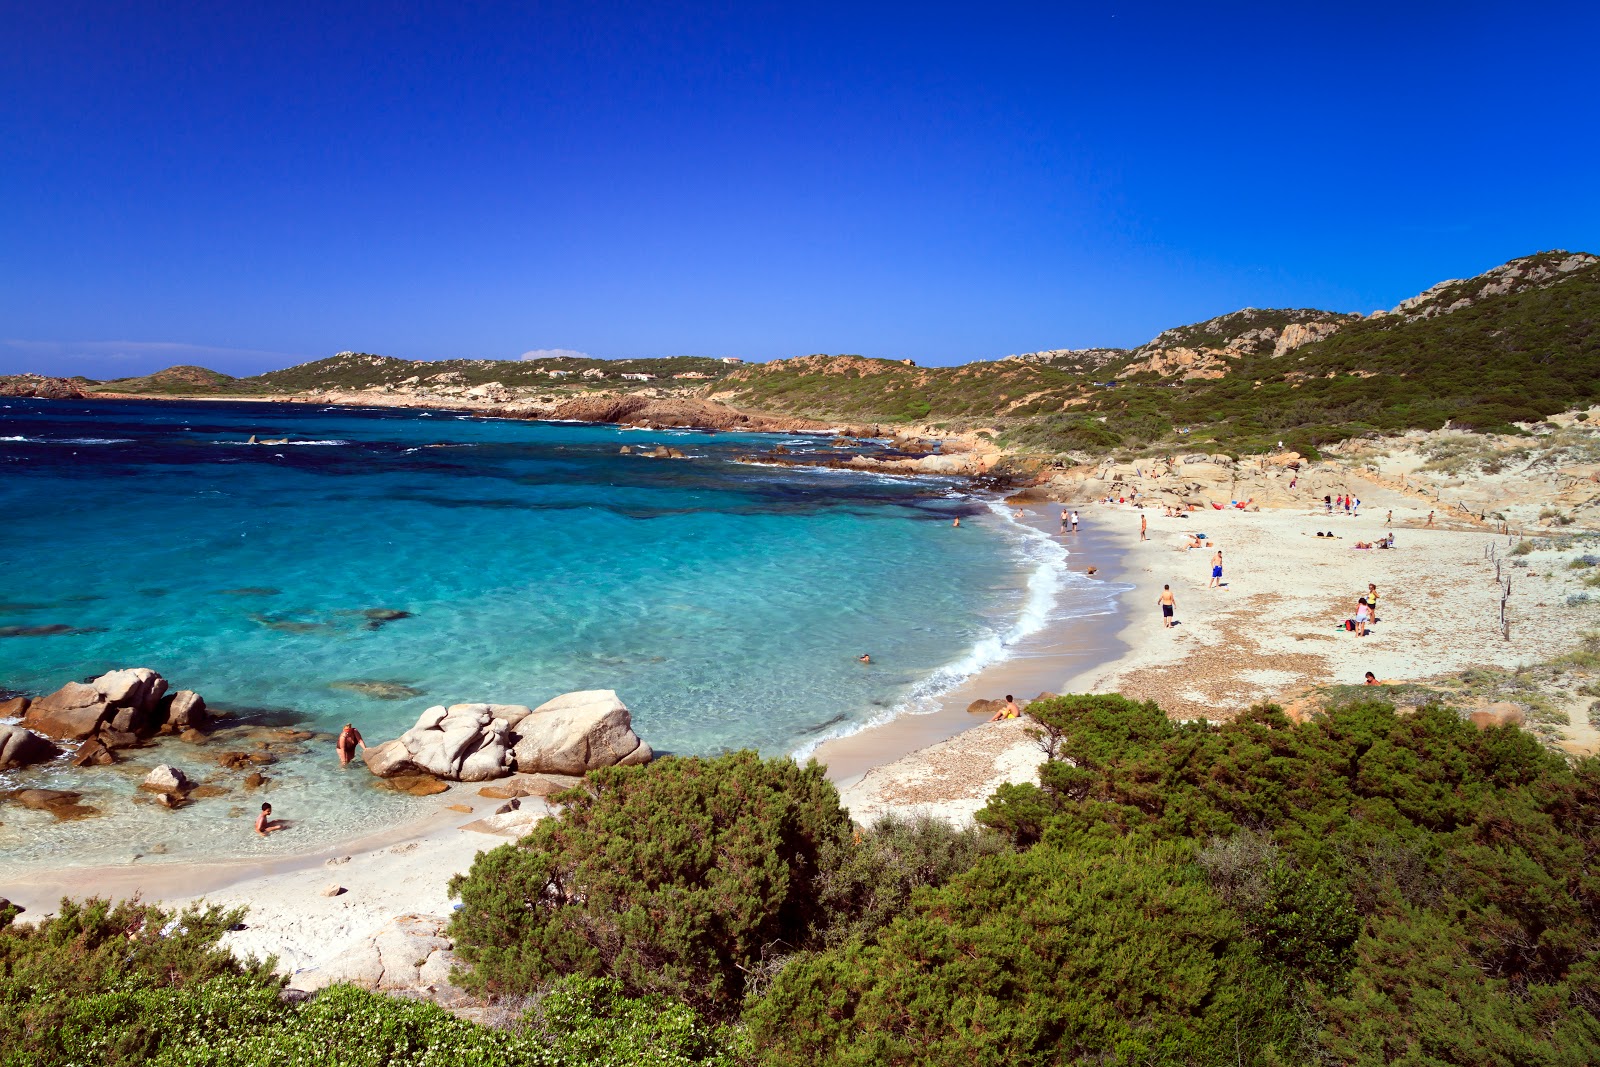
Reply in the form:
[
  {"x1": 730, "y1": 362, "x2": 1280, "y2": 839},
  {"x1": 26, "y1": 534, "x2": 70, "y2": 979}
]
[{"x1": 0, "y1": 398, "x2": 1087, "y2": 863}]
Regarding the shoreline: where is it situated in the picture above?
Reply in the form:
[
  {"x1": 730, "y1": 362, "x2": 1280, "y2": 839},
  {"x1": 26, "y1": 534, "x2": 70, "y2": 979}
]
[
  {"x1": 812, "y1": 503, "x2": 1130, "y2": 787},
  {"x1": 0, "y1": 500, "x2": 1131, "y2": 930}
]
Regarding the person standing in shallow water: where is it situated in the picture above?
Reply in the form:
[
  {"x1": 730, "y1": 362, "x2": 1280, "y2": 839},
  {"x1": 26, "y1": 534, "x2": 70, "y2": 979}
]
[
  {"x1": 1158, "y1": 585, "x2": 1177, "y2": 628},
  {"x1": 337, "y1": 723, "x2": 366, "y2": 767}
]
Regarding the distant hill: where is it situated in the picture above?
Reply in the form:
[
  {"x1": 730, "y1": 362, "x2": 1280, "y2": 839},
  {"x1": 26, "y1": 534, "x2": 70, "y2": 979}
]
[
  {"x1": 713, "y1": 250, "x2": 1600, "y2": 456},
  {"x1": 91, "y1": 365, "x2": 242, "y2": 395},
  {"x1": 46, "y1": 248, "x2": 1600, "y2": 459}
]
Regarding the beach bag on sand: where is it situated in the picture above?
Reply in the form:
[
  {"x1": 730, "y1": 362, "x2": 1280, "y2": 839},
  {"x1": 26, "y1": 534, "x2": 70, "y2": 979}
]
[{"x1": 1343, "y1": 619, "x2": 1356, "y2": 631}]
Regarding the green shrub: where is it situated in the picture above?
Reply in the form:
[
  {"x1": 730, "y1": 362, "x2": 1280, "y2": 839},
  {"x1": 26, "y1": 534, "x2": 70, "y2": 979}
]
[
  {"x1": 448, "y1": 751, "x2": 855, "y2": 1016},
  {"x1": 745, "y1": 838, "x2": 1300, "y2": 1066},
  {"x1": 526, "y1": 976, "x2": 746, "y2": 1065},
  {"x1": 811, "y1": 812, "x2": 1009, "y2": 949}
]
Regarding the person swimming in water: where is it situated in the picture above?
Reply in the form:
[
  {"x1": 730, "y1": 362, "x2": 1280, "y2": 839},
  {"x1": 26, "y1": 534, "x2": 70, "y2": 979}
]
[{"x1": 857, "y1": 653, "x2": 872, "y2": 664}]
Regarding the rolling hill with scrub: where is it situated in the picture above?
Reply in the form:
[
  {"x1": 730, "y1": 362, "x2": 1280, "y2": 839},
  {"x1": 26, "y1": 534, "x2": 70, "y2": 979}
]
[
  {"x1": 714, "y1": 250, "x2": 1600, "y2": 456},
  {"x1": 11, "y1": 248, "x2": 1593, "y2": 460}
]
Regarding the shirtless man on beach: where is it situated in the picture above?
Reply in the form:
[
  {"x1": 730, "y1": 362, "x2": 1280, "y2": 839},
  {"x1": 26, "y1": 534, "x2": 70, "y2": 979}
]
[
  {"x1": 337, "y1": 723, "x2": 366, "y2": 767},
  {"x1": 1140, "y1": 514, "x2": 1148, "y2": 541},
  {"x1": 1209, "y1": 550, "x2": 1223, "y2": 588},
  {"x1": 1158, "y1": 585, "x2": 1177, "y2": 627},
  {"x1": 987, "y1": 694, "x2": 1022, "y2": 722},
  {"x1": 255, "y1": 802, "x2": 283, "y2": 836}
]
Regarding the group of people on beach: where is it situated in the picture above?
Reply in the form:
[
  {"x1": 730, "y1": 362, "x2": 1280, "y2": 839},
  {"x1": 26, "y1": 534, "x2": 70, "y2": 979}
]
[{"x1": 253, "y1": 723, "x2": 368, "y2": 836}]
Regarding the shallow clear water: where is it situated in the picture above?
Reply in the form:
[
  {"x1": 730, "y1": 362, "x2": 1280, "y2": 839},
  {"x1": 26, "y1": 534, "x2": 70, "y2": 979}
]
[{"x1": 0, "y1": 398, "x2": 1103, "y2": 865}]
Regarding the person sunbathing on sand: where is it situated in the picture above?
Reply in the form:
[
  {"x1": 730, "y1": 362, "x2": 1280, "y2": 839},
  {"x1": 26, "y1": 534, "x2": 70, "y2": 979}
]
[
  {"x1": 988, "y1": 694, "x2": 1022, "y2": 722},
  {"x1": 255, "y1": 802, "x2": 284, "y2": 836}
]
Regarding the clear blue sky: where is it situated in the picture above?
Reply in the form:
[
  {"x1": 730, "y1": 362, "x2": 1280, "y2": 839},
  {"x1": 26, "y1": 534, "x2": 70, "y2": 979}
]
[{"x1": 4, "y1": 2, "x2": 1597, "y2": 376}]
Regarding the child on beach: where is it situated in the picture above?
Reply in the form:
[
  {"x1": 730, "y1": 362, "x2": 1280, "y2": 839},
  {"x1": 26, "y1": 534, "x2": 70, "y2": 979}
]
[{"x1": 255, "y1": 802, "x2": 283, "y2": 836}]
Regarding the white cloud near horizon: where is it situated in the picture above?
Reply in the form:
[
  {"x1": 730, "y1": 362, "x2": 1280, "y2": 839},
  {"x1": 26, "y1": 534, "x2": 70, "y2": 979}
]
[
  {"x1": 519, "y1": 348, "x2": 593, "y2": 361},
  {"x1": 2, "y1": 339, "x2": 314, "y2": 377}
]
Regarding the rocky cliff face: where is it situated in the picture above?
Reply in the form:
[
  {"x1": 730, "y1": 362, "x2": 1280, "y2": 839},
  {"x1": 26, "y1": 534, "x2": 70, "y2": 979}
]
[{"x1": 1114, "y1": 308, "x2": 1360, "y2": 381}]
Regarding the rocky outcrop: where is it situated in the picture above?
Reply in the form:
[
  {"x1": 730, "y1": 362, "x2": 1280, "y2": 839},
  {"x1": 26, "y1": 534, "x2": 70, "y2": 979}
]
[
  {"x1": 510, "y1": 690, "x2": 652, "y2": 775},
  {"x1": 0, "y1": 374, "x2": 89, "y2": 399},
  {"x1": 0, "y1": 724, "x2": 58, "y2": 770},
  {"x1": 1272, "y1": 321, "x2": 1343, "y2": 357},
  {"x1": 289, "y1": 914, "x2": 466, "y2": 1001},
  {"x1": 363, "y1": 704, "x2": 517, "y2": 782},
  {"x1": 18, "y1": 669, "x2": 212, "y2": 765},
  {"x1": 364, "y1": 692, "x2": 652, "y2": 782},
  {"x1": 549, "y1": 393, "x2": 855, "y2": 434}
]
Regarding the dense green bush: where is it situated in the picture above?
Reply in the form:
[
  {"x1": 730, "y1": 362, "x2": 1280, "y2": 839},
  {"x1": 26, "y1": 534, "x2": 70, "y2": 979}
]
[
  {"x1": 746, "y1": 837, "x2": 1300, "y2": 1066},
  {"x1": 448, "y1": 750, "x2": 856, "y2": 1016},
  {"x1": 966, "y1": 694, "x2": 1600, "y2": 1065},
  {"x1": 810, "y1": 812, "x2": 1008, "y2": 949}
]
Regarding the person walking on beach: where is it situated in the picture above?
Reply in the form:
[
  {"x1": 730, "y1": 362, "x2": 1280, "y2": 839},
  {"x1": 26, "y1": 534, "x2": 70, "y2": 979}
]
[
  {"x1": 1386, "y1": 509, "x2": 1392, "y2": 526},
  {"x1": 255, "y1": 802, "x2": 283, "y2": 836},
  {"x1": 1209, "y1": 550, "x2": 1223, "y2": 588},
  {"x1": 1071, "y1": 510, "x2": 1080, "y2": 532},
  {"x1": 1060, "y1": 509, "x2": 1068, "y2": 534},
  {"x1": 1425, "y1": 511, "x2": 1435, "y2": 528},
  {"x1": 1140, "y1": 513, "x2": 1148, "y2": 541},
  {"x1": 1159, "y1": 585, "x2": 1177, "y2": 628},
  {"x1": 337, "y1": 723, "x2": 366, "y2": 767}
]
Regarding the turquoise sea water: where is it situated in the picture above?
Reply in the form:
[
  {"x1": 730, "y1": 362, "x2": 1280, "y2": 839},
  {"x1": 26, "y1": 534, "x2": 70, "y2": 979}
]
[{"x1": 0, "y1": 398, "x2": 1108, "y2": 865}]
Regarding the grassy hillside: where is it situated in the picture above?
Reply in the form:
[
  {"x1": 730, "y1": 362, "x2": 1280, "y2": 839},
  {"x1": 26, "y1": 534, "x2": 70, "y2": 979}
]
[
  {"x1": 718, "y1": 252, "x2": 1600, "y2": 456},
  {"x1": 91, "y1": 365, "x2": 245, "y2": 395}
]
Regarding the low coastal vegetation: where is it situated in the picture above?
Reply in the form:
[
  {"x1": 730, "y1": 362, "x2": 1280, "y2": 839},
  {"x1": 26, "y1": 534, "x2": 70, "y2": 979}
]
[{"x1": 9, "y1": 691, "x2": 1600, "y2": 1065}]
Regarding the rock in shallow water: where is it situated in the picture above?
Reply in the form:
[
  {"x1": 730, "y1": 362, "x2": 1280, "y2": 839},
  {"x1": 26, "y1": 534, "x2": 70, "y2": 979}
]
[
  {"x1": 0, "y1": 724, "x2": 58, "y2": 770},
  {"x1": 7, "y1": 788, "x2": 99, "y2": 820},
  {"x1": 142, "y1": 765, "x2": 191, "y2": 794}
]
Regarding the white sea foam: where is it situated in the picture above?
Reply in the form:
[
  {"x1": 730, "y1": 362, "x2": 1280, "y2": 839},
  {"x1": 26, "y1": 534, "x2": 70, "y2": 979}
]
[
  {"x1": 789, "y1": 500, "x2": 1121, "y2": 761},
  {"x1": 0, "y1": 436, "x2": 134, "y2": 445},
  {"x1": 211, "y1": 439, "x2": 351, "y2": 446}
]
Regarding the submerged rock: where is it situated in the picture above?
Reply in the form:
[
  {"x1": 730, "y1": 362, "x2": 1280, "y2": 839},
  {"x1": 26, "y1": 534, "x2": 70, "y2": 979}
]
[
  {"x1": 377, "y1": 773, "x2": 450, "y2": 796},
  {"x1": 360, "y1": 608, "x2": 413, "y2": 624},
  {"x1": 330, "y1": 680, "x2": 426, "y2": 700},
  {"x1": 0, "y1": 724, "x2": 58, "y2": 770},
  {"x1": 8, "y1": 788, "x2": 99, "y2": 820}
]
